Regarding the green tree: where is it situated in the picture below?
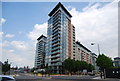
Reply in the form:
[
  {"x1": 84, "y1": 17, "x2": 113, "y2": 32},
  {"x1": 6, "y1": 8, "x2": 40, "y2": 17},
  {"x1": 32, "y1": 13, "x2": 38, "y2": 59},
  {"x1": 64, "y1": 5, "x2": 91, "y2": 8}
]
[
  {"x1": 2, "y1": 60, "x2": 10, "y2": 75},
  {"x1": 63, "y1": 59, "x2": 95, "y2": 75},
  {"x1": 63, "y1": 58, "x2": 75, "y2": 74},
  {"x1": 96, "y1": 54, "x2": 113, "y2": 71},
  {"x1": 80, "y1": 61, "x2": 88, "y2": 70},
  {"x1": 87, "y1": 64, "x2": 95, "y2": 72}
]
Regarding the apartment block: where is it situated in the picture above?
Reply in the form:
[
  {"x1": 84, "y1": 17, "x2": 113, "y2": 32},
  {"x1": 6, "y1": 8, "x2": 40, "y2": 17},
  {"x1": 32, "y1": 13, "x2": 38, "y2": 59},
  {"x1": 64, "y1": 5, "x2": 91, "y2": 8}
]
[
  {"x1": 35, "y1": 35, "x2": 47, "y2": 69},
  {"x1": 75, "y1": 41, "x2": 92, "y2": 64},
  {"x1": 46, "y1": 2, "x2": 75, "y2": 73}
]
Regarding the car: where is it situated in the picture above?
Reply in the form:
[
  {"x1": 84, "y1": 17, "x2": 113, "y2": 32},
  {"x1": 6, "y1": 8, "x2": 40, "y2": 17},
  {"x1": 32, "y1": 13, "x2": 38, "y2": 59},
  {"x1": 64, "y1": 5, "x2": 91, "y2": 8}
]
[{"x1": 0, "y1": 75, "x2": 16, "y2": 81}]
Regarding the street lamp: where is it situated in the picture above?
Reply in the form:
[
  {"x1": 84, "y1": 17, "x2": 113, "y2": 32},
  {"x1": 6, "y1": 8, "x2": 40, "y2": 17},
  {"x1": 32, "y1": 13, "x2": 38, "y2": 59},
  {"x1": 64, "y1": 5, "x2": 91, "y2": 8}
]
[{"x1": 91, "y1": 43, "x2": 101, "y2": 55}]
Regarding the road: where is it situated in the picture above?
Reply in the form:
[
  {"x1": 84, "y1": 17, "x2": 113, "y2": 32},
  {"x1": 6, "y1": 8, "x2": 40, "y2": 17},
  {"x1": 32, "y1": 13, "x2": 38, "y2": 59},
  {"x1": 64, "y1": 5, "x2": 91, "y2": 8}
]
[{"x1": 15, "y1": 73, "x2": 120, "y2": 81}]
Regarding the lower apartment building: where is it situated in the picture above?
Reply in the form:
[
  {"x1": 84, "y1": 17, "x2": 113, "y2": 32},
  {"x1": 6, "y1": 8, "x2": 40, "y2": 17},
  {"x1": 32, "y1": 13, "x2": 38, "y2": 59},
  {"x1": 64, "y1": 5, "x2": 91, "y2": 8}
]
[
  {"x1": 75, "y1": 41, "x2": 92, "y2": 64},
  {"x1": 92, "y1": 53, "x2": 99, "y2": 72},
  {"x1": 34, "y1": 35, "x2": 47, "y2": 69},
  {"x1": 114, "y1": 57, "x2": 120, "y2": 67}
]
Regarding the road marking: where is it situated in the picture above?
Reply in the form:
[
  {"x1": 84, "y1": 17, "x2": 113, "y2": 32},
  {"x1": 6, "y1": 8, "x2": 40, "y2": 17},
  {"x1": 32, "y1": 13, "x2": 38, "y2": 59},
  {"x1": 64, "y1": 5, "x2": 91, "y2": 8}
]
[{"x1": 93, "y1": 77, "x2": 101, "y2": 79}]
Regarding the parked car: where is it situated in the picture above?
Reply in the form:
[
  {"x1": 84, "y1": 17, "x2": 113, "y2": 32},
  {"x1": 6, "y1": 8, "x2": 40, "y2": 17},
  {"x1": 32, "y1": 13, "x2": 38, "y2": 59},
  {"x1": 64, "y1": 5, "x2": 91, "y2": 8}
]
[{"x1": 0, "y1": 75, "x2": 16, "y2": 81}]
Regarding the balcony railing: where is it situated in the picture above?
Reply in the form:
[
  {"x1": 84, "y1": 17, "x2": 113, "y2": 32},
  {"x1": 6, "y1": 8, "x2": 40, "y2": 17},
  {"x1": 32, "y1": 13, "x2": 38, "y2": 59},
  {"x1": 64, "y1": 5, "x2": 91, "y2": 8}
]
[
  {"x1": 52, "y1": 50, "x2": 61, "y2": 54},
  {"x1": 52, "y1": 35, "x2": 60, "y2": 40},
  {"x1": 52, "y1": 39, "x2": 60, "y2": 43},
  {"x1": 51, "y1": 58, "x2": 60, "y2": 63},
  {"x1": 51, "y1": 54, "x2": 60, "y2": 59},
  {"x1": 51, "y1": 46, "x2": 62, "y2": 51},
  {"x1": 52, "y1": 31, "x2": 61, "y2": 36}
]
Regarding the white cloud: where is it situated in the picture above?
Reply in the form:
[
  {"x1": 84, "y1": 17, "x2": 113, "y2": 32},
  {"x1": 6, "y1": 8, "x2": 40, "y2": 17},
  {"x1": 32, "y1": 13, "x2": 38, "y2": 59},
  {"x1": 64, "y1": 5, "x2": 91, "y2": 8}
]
[
  {"x1": 9, "y1": 49, "x2": 15, "y2": 53},
  {"x1": 2, "y1": 49, "x2": 34, "y2": 68},
  {"x1": 0, "y1": 32, "x2": 3, "y2": 38},
  {"x1": 0, "y1": 18, "x2": 6, "y2": 25},
  {"x1": 5, "y1": 34, "x2": 15, "y2": 38},
  {"x1": 27, "y1": 23, "x2": 47, "y2": 40},
  {"x1": 2, "y1": 40, "x2": 10, "y2": 47},
  {"x1": 1, "y1": 40, "x2": 36, "y2": 67},
  {"x1": 11, "y1": 41, "x2": 28, "y2": 51},
  {"x1": 69, "y1": 2, "x2": 118, "y2": 58}
]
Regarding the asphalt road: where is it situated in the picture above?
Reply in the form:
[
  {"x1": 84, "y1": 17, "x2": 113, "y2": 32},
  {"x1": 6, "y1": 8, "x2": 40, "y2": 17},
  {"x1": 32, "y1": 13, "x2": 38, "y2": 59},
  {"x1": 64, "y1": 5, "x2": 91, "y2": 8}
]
[
  {"x1": 16, "y1": 79, "x2": 120, "y2": 81},
  {"x1": 15, "y1": 73, "x2": 120, "y2": 81}
]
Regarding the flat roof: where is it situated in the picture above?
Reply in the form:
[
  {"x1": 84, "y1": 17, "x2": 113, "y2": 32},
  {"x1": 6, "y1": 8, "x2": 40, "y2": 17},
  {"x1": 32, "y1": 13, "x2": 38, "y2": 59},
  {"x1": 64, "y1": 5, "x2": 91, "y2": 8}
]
[
  {"x1": 114, "y1": 57, "x2": 120, "y2": 59},
  {"x1": 37, "y1": 35, "x2": 47, "y2": 41},
  {"x1": 48, "y1": 2, "x2": 72, "y2": 17},
  {"x1": 76, "y1": 41, "x2": 91, "y2": 52}
]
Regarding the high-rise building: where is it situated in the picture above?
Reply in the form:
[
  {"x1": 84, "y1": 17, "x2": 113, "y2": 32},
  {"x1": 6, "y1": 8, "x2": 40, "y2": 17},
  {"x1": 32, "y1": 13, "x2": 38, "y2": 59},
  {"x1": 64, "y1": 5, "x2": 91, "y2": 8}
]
[
  {"x1": 75, "y1": 41, "x2": 92, "y2": 64},
  {"x1": 35, "y1": 35, "x2": 47, "y2": 69},
  {"x1": 46, "y1": 2, "x2": 75, "y2": 73}
]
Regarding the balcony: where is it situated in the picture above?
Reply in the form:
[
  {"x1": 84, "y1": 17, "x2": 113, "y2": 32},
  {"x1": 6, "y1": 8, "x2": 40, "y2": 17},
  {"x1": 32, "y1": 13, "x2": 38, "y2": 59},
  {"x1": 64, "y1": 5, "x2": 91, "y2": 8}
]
[
  {"x1": 53, "y1": 13, "x2": 61, "y2": 20},
  {"x1": 52, "y1": 31, "x2": 61, "y2": 36},
  {"x1": 52, "y1": 50, "x2": 61, "y2": 54},
  {"x1": 52, "y1": 30, "x2": 61, "y2": 36},
  {"x1": 52, "y1": 24, "x2": 60, "y2": 28},
  {"x1": 51, "y1": 62, "x2": 62, "y2": 66},
  {"x1": 52, "y1": 26, "x2": 61, "y2": 32},
  {"x1": 51, "y1": 58, "x2": 60, "y2": 63},
  {"x1": 53, "y1": 21, "x2": 61, "y2": 27},
  {"x1": 51, "y1": 50, "x2": 61, "y2": 56},
  {"x1": 52, "y1": 46, "x2": 61, "y2": 51},
  {"x1": 52, "y1": 41, "x2": 60, "y2": 45},
  {"x1": 52, "y1": 44, "x2": 60, "y2": 49},
  {"x1": 52, "y1": 39, "x2": 60, "y2": 43},
  {"x1": 52, "y1": 35, "x2": 60, "y2": 41},
  {"x1": 53, "y1": 17, "x2": 61, "y2": 24},
  {"x1": 52, "y1": 33, "x2": 60, "y2": 38},
  {"x1": 51, "y1": 54, "x2": 60, "y2": 59}
]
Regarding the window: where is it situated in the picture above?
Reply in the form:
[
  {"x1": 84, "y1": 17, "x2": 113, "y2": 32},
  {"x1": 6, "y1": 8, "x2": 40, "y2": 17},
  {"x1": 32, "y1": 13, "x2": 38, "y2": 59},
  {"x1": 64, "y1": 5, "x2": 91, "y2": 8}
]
[{"x1": 2, "y1": 77, "x2": 14, "y2": 81}]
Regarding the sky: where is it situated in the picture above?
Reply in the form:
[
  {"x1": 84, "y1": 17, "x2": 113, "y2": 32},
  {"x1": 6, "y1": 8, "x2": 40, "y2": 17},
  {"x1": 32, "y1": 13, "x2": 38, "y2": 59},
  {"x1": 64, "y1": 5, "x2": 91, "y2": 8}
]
[{"x1": 0, "y1": 1, "x2": 118, "y2": 68}]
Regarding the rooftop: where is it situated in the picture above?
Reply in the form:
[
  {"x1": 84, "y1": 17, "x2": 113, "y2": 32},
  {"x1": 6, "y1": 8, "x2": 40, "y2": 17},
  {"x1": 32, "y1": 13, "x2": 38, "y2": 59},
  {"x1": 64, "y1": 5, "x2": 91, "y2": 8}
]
[
  {"x1": 37, "y1": 35, "x2": 47, "y2": 41},
  {"x1": 48, "y1": 2, "x2": 72, "y2": 18},
  {"x1": 114, "y1": 57, "x2": 120, "y2": 60},
  {"x1": 76, "y1": 41, "x2": 91, "y2": 52}
]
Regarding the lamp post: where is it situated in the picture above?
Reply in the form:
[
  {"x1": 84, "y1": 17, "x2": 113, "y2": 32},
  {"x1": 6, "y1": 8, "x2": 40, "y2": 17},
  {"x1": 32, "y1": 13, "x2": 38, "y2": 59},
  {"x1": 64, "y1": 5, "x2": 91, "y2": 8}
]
[
  {"x1": 91, "y1": 43, "x2": 101, "y2": 55},
  {"x1": 91, "y1": 43, "x2": 106, "y2": 79}
]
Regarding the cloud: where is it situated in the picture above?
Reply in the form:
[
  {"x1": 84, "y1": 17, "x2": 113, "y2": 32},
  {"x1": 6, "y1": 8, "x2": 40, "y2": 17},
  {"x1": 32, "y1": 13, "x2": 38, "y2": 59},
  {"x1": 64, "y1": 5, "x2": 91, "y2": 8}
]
[
  {"x1": 0, "y1": 18, "x2": 6, "y2": 25},
  {"x1": 2, "y1": 49, "x2": 34, "y2": 68},
  {"x1": 0, "y1": 32, "x2": 3, "y2": 38},
  {"x1": 5, "y1": 34, "x2": 15, "y2": 38},
  {"x1": 69, "y1": 2, "x2": 118, "y2": 57},
  {"x1": 1, "y1": 39, "x2": 36, "y2": 67},
  {"x1": 27, "y1": 23, "x2": 47, "y2": 40},
  {"x1": 11, "y1": 41, "x2": 28, "y2": 51},
  {"x1": 9, "y1": 49, "x2": 15, "y2": 53},
  {"x1": 1, "y1": 40, "x2": 10, "y2": 47}
]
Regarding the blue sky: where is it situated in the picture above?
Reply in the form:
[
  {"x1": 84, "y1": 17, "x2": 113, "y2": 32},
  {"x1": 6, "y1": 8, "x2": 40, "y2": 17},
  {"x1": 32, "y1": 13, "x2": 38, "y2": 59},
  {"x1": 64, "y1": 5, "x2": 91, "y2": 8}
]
[
  {"x1": 2, "y1": 2, "x2": 89, "y2": 41},
  {"x1": 1, "y1": 2, "x2": 118, "y2": 68}
]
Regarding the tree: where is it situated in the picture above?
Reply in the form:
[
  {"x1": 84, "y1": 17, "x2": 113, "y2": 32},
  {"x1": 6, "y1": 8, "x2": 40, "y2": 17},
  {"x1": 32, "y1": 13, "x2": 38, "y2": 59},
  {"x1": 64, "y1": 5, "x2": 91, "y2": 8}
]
[
  {"x1": 87, "y1": 64, "x2": 95, "y2": 72},
  {"x1": 63, "y1": 58, "x2": 75, "y2": 74},
  {"x1": 96, "y1": 54, "x2": 113, "y2": 71},
  {"x1": 2, "y1": 60, "x2": 10, "y2": 75},
  {"x1": 80, "y1": 61, "x2": 88, "y2": 70}
]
